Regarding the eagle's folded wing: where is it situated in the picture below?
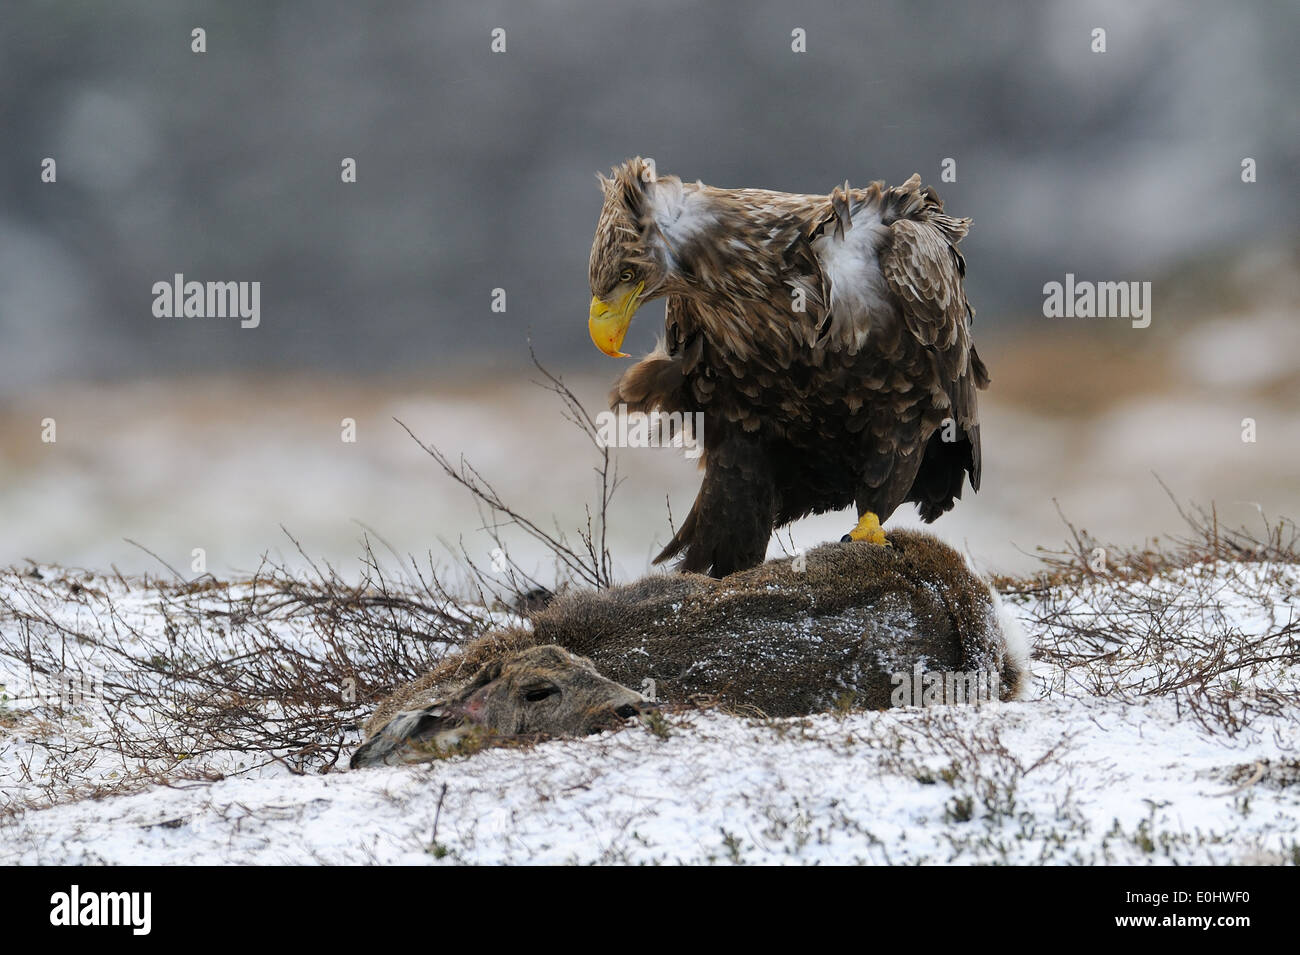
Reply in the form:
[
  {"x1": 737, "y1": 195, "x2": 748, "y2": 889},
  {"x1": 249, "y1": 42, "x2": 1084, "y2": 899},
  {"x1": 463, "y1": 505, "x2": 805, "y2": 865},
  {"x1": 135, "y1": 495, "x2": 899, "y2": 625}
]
[
  {"x1": 881, "y1": 215, "x2": 973, "y2": 364},
  {"x1": 881, "y1": 210, "x2": 989, "y2": 489}
]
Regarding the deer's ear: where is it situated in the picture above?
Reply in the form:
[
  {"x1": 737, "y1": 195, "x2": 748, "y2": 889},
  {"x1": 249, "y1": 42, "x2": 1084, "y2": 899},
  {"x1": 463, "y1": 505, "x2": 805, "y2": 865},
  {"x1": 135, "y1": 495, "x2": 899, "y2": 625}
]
[
  {"x1": 350, "y1": 703, "x2": 464, "y2": 768},
  {"x1": 465, "y1": 658, "x2": 505, "y2": 691}
]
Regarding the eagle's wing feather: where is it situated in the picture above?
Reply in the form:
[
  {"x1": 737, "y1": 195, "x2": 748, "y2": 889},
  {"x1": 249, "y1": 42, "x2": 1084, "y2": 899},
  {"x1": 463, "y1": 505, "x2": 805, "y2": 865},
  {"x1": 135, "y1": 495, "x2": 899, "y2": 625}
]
[
  {"x1": 799, "y1": 179, "x2": 988, "y2": 511},
  {"x1": 880, "y1": 206, "x2": 989, "y2": 500},
  {"x1": 882, "y1": 213, "x2": 988, "y2": 396},
  {"x1": 882, "y1": 217, "x2": 967, "y2": 352}
]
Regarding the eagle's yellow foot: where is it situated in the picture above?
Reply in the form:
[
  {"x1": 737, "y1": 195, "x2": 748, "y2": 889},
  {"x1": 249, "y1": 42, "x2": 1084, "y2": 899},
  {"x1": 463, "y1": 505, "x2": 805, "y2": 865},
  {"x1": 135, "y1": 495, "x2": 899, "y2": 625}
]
[{"x1": 841, "y1": 512, "x2": 890, "y2": 546}]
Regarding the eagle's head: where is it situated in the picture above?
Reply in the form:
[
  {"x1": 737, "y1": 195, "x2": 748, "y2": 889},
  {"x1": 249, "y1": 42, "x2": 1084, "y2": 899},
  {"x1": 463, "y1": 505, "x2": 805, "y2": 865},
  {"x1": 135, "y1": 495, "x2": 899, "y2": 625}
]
[{"x1": 588, "y1": 157, "x2": 676, "y2": 357}]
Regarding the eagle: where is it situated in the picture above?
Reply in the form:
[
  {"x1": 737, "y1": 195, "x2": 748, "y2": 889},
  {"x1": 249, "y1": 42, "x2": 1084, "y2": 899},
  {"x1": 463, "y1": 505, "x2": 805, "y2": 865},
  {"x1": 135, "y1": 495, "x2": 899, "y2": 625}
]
[{"x1": 587, "y1": 158, "x2": 989, "y2": 578}]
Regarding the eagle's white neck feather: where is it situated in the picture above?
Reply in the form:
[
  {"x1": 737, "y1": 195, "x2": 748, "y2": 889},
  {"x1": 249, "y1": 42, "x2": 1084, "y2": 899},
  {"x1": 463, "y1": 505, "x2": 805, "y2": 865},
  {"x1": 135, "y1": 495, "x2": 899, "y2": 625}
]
[
  {"x1": 648, "y1": 178, "x2": 713, "y2": 260},
  {"x1": 811, "y1": 206, "x2": 891, "y2": 352}
]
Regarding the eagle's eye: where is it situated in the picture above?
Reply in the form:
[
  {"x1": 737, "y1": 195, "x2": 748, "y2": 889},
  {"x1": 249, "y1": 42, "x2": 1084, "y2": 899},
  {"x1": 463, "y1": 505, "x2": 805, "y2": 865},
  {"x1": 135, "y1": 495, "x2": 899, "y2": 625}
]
[{"x1": 619, "y1": 269, "x2": 635, "y2": 284}]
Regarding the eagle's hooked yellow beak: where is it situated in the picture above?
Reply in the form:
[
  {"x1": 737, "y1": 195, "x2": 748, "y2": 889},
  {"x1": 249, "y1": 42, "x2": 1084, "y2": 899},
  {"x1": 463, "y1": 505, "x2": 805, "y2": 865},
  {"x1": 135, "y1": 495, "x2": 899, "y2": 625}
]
[{"x1": 588, "y1": 281, "x2": 644, "y2": 358}]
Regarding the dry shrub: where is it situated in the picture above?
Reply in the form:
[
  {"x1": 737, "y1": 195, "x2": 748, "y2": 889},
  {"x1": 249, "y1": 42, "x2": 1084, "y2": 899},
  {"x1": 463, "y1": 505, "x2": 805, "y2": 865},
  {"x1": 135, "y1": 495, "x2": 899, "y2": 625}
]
[{"x1": 999, "y1": 487, "x2": 1300, "y2": 735}]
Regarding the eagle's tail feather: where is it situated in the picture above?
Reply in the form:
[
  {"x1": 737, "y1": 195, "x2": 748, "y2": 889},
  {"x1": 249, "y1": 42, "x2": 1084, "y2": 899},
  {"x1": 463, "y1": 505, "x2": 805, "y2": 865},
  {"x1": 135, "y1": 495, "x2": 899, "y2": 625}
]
[
  {"x1": 654, "y1": 427, "x2": 777, "y2": 577},
  {"x1": 909, "y1": 429, "x2": 978, "y2": 522},
  {"x1": 653, "y1": 500, "x2": 698, "y2": 568}
]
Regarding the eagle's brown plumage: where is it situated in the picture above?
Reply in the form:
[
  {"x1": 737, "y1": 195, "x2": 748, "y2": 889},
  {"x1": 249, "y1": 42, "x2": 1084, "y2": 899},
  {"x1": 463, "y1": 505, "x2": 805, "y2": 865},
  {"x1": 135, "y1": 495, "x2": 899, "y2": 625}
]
[{"x1": 588, "y1": 158, "x2": 989, "y2": 577}]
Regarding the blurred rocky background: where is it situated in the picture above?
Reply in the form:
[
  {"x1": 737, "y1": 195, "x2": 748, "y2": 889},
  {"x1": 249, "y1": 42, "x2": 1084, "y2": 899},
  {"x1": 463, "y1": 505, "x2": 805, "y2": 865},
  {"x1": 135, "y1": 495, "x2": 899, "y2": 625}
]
[{"x1": 1, "y1": 0, "x2": 1297, "y2": 578}]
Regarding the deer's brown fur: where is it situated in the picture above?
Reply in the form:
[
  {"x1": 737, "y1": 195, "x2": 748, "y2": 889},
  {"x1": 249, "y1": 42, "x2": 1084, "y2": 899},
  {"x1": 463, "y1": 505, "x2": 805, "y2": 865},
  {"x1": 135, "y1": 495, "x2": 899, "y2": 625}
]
[{"x1": 355, "y1": 532, "x2": 1031, "y2": 767}]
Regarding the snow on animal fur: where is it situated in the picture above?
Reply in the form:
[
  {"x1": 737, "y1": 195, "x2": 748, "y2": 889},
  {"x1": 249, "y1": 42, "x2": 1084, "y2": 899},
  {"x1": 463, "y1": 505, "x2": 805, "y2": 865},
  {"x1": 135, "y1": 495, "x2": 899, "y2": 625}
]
[{"x1": 353, "y1": 531, "x2": 1030, "y2": 767}]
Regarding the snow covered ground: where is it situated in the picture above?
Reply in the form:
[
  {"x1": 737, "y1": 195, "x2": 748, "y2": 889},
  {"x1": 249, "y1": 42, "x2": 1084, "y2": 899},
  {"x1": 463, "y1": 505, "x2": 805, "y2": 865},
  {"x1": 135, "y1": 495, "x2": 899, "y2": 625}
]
[{"x1": 1, "y1": 551, "x2": 1297, "y2": 865}]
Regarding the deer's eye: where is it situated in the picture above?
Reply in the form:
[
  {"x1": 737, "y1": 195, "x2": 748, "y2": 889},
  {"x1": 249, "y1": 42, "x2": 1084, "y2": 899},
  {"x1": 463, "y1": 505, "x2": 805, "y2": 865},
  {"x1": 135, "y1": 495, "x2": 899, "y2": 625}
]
[
  {"x1": 523, "y1": 685, "x2": 560, "y2": 703},
  {"x1": 619, "y1": 269, "x2": 635, "y2": 283}
]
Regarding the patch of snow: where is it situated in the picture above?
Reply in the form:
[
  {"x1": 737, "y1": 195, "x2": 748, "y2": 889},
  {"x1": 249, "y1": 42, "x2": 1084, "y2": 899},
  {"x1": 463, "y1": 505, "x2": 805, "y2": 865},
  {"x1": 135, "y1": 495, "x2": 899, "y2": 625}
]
[{"x1": 1, "y1": 560, "x2": 1296, "y2": 865}]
